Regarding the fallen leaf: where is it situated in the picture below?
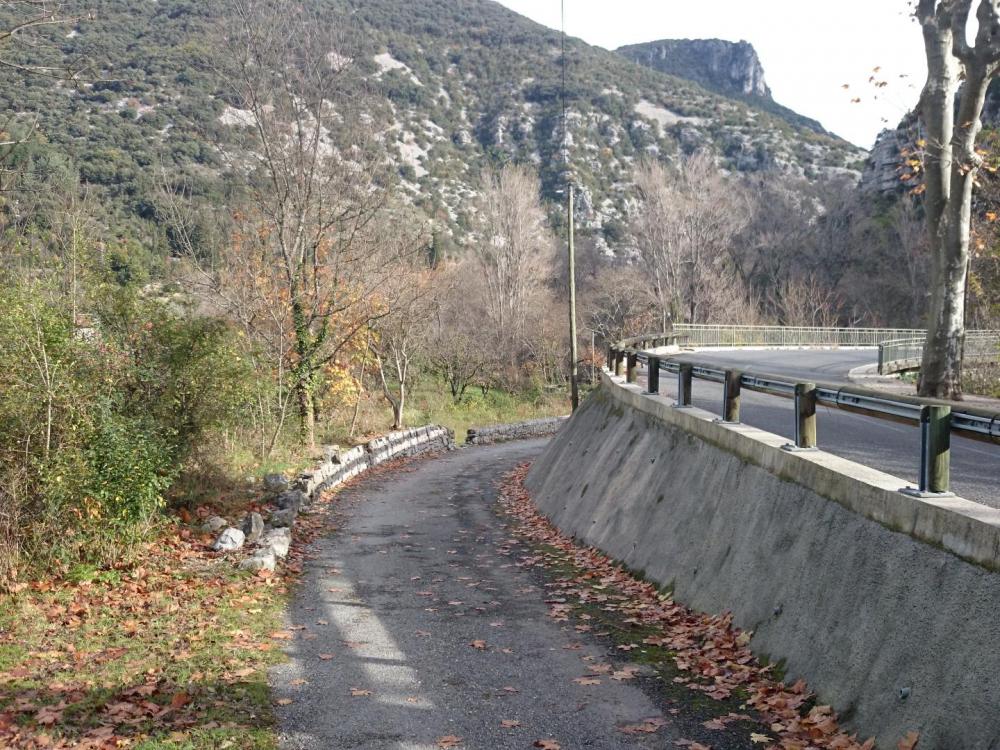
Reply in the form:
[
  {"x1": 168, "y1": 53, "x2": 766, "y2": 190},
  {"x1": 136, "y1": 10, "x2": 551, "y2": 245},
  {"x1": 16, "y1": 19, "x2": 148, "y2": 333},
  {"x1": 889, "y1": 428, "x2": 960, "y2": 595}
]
[
  {"x1": 573, "y1": 677, "x2": 600, "y2": 686},
  {"x1": 500, "y1": 719, "x2": 521, "y2": 728},
  {"x1": 750, "y1": 734, "x2": 772, "y2": 745},
  {"x1": 169, "y1": 692, "x2": 190, "y2": 710},
  {"x1": 469, "y1": 640, "x2": 487, "y2": 650},
  {"x1": 350, "y1": 688, "x2": 372, "y2": 697},
  {"x1": 620, "y1": 717, "x2": 667, "y2": 734},
  {"x1": 898, "y1": 732, "x2": 920, "y2": 750},
  {"x1": 275, "y1": 698, "x2": 293, "y2": 706},
  {"x1": 437, "y1": 736, "x2": 463, "y2": 748},
  {"x1": 534, "y1": 741, "x2": 561, "y2": 750},
  {"x1": 317, "y1": 654, "x2": 335, "y2": 660}
]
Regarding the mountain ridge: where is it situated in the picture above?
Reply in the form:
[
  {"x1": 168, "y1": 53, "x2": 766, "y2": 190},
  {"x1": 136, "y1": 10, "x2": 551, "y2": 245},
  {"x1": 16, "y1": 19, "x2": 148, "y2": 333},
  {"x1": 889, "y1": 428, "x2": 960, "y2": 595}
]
[{"x1": 0, "y1": 0, "x2": 866, "y2": 255}]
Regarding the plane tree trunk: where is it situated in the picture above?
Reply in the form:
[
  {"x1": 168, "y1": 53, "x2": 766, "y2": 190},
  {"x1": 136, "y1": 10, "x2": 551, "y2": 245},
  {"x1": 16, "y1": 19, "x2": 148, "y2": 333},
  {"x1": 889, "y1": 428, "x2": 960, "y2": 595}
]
[{"x1": 917, "y1": 0, "x2": 1000, "y2": 399}]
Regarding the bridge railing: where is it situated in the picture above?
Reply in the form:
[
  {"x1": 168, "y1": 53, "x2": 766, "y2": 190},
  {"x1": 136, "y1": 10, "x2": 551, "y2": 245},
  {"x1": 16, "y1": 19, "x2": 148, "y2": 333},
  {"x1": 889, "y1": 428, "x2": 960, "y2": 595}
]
[
  {"x1": 672, "y1": 324, "x2": 927, "y2": 348},
  {"x1": 879, "y1": 332, "x2": 1000, "y2": 375},
  {"x1": 606, "y1": 335, "x2": 1000, "y2": 499}
]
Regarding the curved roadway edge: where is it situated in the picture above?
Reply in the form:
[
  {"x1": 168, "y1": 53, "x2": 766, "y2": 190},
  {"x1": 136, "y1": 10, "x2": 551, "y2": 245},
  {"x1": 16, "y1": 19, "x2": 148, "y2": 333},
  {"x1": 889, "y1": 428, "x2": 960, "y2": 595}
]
[
  {"x1": 271, "y1": 440, "x2": 711, "y2": 750},
  {"x1": 525, "y1": 373, "x2": 1000, "y2": 747}
]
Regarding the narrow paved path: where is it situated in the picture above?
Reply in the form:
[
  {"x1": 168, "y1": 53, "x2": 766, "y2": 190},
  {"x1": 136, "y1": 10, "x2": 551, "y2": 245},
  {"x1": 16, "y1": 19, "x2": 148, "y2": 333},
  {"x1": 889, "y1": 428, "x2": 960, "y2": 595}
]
[{"x1": 272, "y1": 441, "x2": 683, "y2": 750}]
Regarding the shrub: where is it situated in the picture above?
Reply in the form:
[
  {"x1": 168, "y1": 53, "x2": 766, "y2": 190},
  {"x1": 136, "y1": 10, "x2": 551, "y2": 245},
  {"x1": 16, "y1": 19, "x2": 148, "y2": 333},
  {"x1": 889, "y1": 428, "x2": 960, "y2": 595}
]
[{"x1": 0, "y1": 278, "x2": 253, "y2": 584}]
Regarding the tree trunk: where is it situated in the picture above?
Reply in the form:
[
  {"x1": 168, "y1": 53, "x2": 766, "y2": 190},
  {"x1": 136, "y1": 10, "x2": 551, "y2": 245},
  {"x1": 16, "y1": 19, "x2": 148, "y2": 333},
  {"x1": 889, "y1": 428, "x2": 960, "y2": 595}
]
[
  {"x1": 917, "y1": 0, "x2": 1000, "y2": 399},
  {"x1": 296, "y1": 378, "x2": 316, "y2": 449},
  {"x1": 918, "y1": 4, "x2": 960, "y2": 398}
]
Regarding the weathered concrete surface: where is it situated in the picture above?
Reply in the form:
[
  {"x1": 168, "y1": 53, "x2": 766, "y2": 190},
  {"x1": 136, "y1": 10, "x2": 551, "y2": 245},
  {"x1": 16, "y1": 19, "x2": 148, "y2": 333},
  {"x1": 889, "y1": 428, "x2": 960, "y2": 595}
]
[{"x1": 526, "y1": 375, "x2": 1000, "y2": 748}]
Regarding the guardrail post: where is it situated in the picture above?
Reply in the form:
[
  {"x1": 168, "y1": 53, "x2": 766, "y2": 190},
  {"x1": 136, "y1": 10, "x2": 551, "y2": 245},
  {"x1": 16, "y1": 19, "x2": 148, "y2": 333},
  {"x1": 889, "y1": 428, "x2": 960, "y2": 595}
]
[
  {"x1": 721, "y1": 370, "x2": 741, "y2": 423},
  {"x1": 647, "y1": 357, "x2": 660, "y2": 394},
  {"x1": 626, "y1": 353, "x2": 638, "y2": 384},
  {"x1": 919, "y1": 405, "x2": 951, "y2": 495},
  {"x1": 614, "y1": 350, "x2": 625, "y2": 377},
  {"x1": 794, "y1": 383, "x2": 818, "y2": 449},
  {"x1": 676, "y1": 364, "x2": 693, "y2": 407}
]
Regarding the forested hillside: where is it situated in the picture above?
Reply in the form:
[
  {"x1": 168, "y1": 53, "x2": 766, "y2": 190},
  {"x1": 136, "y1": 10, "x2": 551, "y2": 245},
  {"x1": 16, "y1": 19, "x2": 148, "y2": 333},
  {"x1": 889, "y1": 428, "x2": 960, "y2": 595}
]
[{"x1": 0, "y1": 0, "x2": 864, "y2": 258}]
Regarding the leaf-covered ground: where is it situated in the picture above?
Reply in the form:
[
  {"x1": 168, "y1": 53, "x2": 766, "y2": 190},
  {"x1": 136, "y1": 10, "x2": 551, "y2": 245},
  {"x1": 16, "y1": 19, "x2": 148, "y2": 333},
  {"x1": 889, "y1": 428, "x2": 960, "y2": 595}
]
[
  {"x1": 0, "y1": 477, "x2": 354, "y2": 750},
  {"x1": 498, "y1": 463, "x2": 919, "y2": 750}
]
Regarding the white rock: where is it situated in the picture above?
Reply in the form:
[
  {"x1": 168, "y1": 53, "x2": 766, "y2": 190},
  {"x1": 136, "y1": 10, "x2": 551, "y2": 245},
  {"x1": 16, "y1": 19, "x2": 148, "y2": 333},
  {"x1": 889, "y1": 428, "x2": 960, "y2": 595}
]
[
  {"x1": 263, "y1": 528, "x2": 292, "y2": 559},
  {"x1": 212, "y1": 527, "x2": 246, "y2": 552},
  {"x1": 239, "y1": 550, "x2": 276, "y2": 572},
  {"x1": 202, "y1": 516, "x2": 228, "y2": 533}
]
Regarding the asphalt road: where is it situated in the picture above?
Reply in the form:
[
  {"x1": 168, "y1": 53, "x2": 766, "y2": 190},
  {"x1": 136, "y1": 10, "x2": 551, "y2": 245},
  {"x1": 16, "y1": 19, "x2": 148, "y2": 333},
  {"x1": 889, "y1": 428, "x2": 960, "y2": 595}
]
[
  {"x1": 272, "y1": 441, "x2": 710, "y2": 750},
  {"x1": 648, "y1": 349, "x2": 1000, "y2": 509}
]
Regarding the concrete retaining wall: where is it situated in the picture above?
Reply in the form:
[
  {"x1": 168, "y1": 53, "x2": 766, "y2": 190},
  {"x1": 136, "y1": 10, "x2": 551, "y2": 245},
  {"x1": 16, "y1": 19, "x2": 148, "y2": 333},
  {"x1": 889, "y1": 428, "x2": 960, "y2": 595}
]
[
  {"x1": 525, "y1": 374, "x2": 1000, "y2": 748},
  {"x1": 466, "y1": 416, "x2": 568, "y2": 446}
]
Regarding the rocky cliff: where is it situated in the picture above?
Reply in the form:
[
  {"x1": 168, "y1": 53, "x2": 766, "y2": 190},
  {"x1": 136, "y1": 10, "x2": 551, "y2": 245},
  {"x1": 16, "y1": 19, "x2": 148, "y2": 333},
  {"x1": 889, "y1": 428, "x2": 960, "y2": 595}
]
[
  {"x1": 617, "y1": 38, "x2": 828, "y2": 135},
  {"x1": 617, "y1": 39, "x2": 771, "y2": 100}
]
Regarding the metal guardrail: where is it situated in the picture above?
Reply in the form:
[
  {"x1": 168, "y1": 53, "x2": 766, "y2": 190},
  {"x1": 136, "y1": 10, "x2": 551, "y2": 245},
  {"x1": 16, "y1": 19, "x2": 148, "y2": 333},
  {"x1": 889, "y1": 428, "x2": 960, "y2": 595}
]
[
  {"x1": 879, "y1": 332, "x2": 1000, "y2": 375},
  {"x1": 606, "y1": 336, "x2": 1000, "y2": 498}
]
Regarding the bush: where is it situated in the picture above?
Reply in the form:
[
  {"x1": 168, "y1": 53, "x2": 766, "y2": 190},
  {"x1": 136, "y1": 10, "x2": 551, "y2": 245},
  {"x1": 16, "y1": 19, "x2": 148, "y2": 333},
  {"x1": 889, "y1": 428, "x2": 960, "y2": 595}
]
[{"x1": 0, "y1": 278, "x2": 253, "y2": 583}]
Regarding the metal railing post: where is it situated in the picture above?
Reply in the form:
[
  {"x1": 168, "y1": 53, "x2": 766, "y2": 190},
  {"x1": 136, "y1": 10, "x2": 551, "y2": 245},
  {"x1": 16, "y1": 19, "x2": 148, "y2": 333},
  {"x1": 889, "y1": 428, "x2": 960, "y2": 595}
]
[
  {"x1": 647, "y1": 357, "x2": 660, "y2": 394},
  {"x1": 919, "y1": 405, "x2": 951, "y2": 494},
  {"x1": 794, "y1": 383, "x2": 818, "y2": 449},
  {"x1": 626, "y1": 353, "x2": 638, "y2": 384},
  {"x1": 677, "y1": 364, "x2": 693, "y2": 407},
  {"x1": 722, "y1": 370, "x2": 741, "y2": 423},
  {"x1": 614, "y1": 350, "x2": 625, "y2": 377}
]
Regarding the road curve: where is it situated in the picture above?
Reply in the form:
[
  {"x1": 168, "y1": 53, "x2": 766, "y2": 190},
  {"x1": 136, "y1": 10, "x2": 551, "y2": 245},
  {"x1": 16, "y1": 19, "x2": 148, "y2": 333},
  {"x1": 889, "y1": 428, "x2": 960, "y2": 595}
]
[
  {"x1": 271, "y1": 441, "x2": 764, "y2": 750},
  {"x1": 644, "y1": 349, "x2": 1000, "y2": 509}
]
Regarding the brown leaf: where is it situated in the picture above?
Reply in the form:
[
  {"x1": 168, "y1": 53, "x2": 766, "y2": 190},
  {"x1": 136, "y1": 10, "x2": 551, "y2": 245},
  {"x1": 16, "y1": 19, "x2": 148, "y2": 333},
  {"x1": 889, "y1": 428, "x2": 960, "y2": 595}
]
[
  {"x1": 573, "y1": 677, "x2": 600, "y2": 686},
  {"x1": 437, "y1": 736, "x2": 463, "y2": 748},
  {"x1": 350, "y1": 688, "x2": 372, "y2": 697},
  {"x1": 534, "y1": 741, "x2": 562, "y2": 750},
  {"x1": 500, "y1": 719, "x2": 521, "y2": 728},
  {"x1": 275, "y1": 698, "x2": 293, "y2": 706},
  {"x1": 169, "y1": 692, "x2": 191, "y2": 710},
  {"x1": 898, "y1": 732, "x2": 920, "y2": 750},
  {"x1": 469, "y1": 640, "x2": 487, "y2": 650},
  {"x1": 317, "y1": 653, "x2": 335, "y2": 660},
  {"x1": 620, "y1": 717, "x2": 667, "y2": 734}
]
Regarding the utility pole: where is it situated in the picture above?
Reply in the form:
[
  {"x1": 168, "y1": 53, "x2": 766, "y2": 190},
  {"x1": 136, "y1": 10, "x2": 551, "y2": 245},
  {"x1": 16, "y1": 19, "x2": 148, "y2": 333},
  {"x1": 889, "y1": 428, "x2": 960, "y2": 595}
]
[
  {"x1": 568, "y1": 183, "x2": 579, "y2": 410},
  {"x1": 562, "y1": 0, "x2": 579, "y2": 411}
]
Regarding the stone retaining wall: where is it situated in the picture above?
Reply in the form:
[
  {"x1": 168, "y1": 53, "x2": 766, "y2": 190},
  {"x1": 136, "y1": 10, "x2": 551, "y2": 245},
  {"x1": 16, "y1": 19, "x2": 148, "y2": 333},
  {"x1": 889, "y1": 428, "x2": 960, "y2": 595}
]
[
  {"x1": 298, "y1": 425, "x2": 455, "y2": 496},
  {"x1": 465, "y1": 417, "x2": 568, "y2": 445},
  {"x1": 215, "y1": 425, "x2": 454, "y2": 573}
]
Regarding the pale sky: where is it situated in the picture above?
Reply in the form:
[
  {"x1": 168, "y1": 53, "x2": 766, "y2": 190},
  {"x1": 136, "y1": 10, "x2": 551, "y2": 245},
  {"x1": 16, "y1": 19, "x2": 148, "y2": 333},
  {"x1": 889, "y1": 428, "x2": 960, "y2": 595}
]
[{"x1": 494, "y1": 1, "x2": 928, "y2": 149}]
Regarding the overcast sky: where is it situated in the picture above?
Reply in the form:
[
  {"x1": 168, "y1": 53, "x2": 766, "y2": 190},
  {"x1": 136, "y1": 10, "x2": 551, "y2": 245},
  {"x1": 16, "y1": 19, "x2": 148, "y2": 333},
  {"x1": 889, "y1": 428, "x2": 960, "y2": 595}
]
[{"x1": 494, "y1": 1, "x2": 927, "y2": 149}]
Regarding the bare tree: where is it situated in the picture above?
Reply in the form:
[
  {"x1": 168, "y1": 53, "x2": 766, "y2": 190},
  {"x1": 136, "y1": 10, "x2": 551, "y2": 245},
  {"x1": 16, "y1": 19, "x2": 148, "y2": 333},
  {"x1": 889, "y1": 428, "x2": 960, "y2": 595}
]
[
  {"x1": 425, "y1": 263, "x2": 494, "y2": 403},
  {"x1": 206, "y1": 0, "x2": 412, "y2": 447},
  {"x1": 769, "y1": 275, "x2": 843, "y2": 328},
  {"x1": 470, "y1": 164, "x2": 554, "y2": 377},
  {"x1": 631, "y1": 154, "x2": 752, "y2": 328},
  {"x1": 915, "y1": 0, "x2": 1000, "y2": 398},
  {"x1": 369, "y1": 234, "x2": 438, "y2": 430}
]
